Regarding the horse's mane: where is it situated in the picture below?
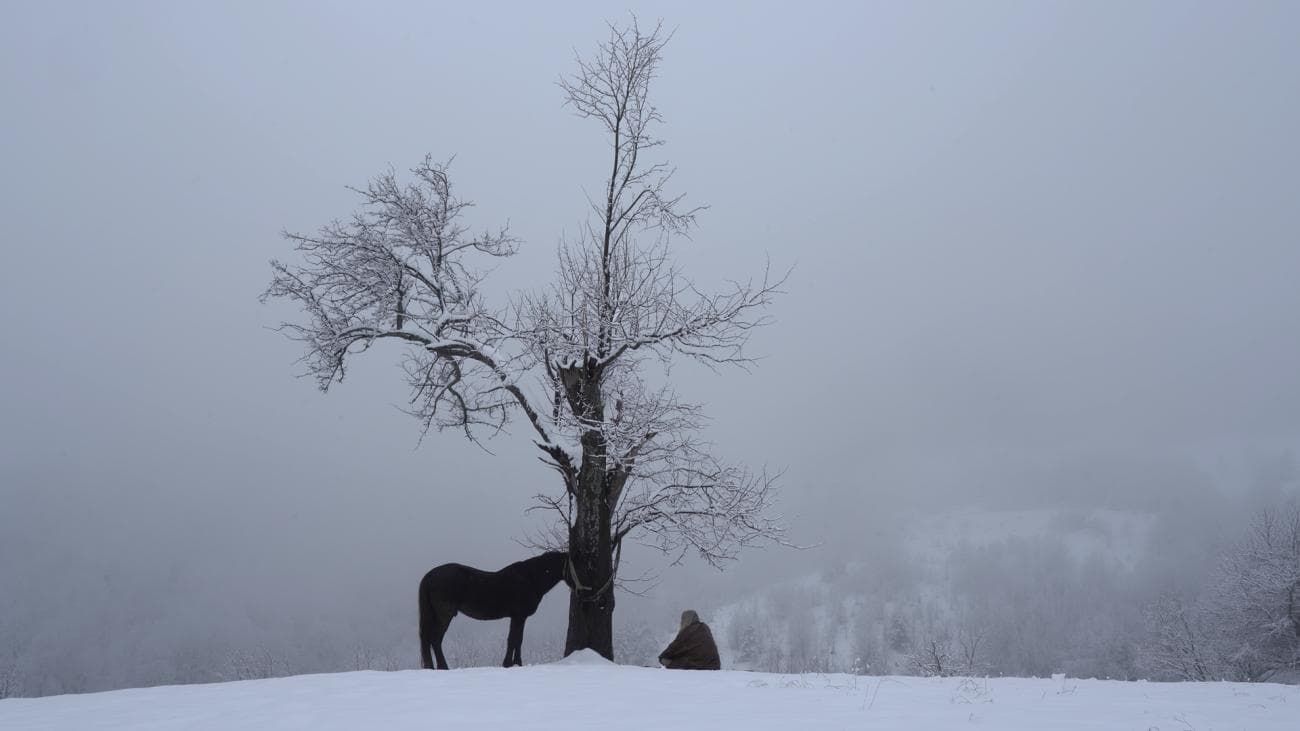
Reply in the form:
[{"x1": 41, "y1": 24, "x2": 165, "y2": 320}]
[{"x1": 502, "y1": 551, "x2": 564, "y2": 574}]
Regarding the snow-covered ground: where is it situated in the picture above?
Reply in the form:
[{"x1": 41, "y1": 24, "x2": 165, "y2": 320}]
[{"x1": 1, "y1": 651, "x2": 1295, "y2": 730}]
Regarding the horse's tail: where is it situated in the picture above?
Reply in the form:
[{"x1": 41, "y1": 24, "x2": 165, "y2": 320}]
[{"x1": 418, "y1": 574, "x2": 435, "y2": 670}]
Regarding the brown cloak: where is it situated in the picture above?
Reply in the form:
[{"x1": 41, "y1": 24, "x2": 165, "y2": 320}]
[{"x1": 658, "y1": 613, "x2": 721, "y2": 670}]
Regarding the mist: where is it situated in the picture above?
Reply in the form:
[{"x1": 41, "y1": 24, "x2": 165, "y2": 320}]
[{"x1": 2, "y1": 2, "x2": 1299, "y2": 694}]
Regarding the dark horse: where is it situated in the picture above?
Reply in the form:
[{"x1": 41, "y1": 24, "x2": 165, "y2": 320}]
[{"x1": 418, "y1": 551, "x2": 571, "y2": 669}]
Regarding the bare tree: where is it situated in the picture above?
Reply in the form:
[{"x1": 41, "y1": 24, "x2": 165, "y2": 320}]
[
  {"x1": 954, "y1": 617, "x2": 988, "y2": 677},
  {"x1": 264, "y1": 18, "x2": 785, "y2": 660},
  {"x1": 910, "y1": 634, "x2": 952, "y2": 678},
  {"x1": 1139, "y1": 592, "x2": 1214, "y2": 681}
]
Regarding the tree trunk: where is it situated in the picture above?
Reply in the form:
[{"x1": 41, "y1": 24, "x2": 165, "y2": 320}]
[
  {"x1": 564, "y1": 425, "x2": 616, "y2": 659},
  {"x1": 564, "y1": 566, "x2": 614, "y2": 659}
]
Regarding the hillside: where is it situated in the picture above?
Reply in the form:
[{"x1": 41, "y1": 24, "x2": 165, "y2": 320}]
[
  {"x1": 1, "y1": 652, "x2": 1294, "y2": 730},
  {"x1": 709, "y1": 508, "x2": 1159, "y2": 677}
]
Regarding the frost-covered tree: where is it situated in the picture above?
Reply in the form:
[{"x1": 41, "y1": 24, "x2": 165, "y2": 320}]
[
  {"x1": 613, "y1": 620, "x2": 662, "y2": 667},
  {"x1": 0, "y1": 654, "x2": 19, "y2": 700},
  {"x1": 0, "y1": 623, "x2": 23, "y2": 699},
  {"x1": 222, "y1": 645, "x2": 285, "y2": 682},
  {"x1": 910, "y1": 634, "x2": 952, "y2": 678},
  {"x1": 1138, "y1": 592, "x2": 1214, "y2": 681},
  {"x1": 263, "y1": 19, "x2": 784, "y2": 660},
  {"x1": 1203, "y1": 503, "x2": 1300, "y2": 681},
  {"x1": 1139, "y1": 502, "x2": 1300, "y2": 682},
  {"x1": 728, "y1": 609, "x2": 764, "y2": 670}
]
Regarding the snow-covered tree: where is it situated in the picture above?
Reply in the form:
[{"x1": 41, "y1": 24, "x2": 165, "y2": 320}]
[
  {"x1": 0, "y1": 654, "x2": 19, "y2": 700},
  {"x1": 1203, "y1": 503, "x2": 1300, "y2": 681},
  {"x1": 1139, "y1": 502, "x2": 1300, "y2": 682},
  {"x1": 263, "y1": 19, "x2": 785, "y2": 660},
  {"x1": 727, "y1": 608, "x2": 764, "y2": 670},
  {"x1": 909, "y1": 634, "x2": 952, "y2": 678},
  {"x1": 613, "y1": 620, "x2": 662, "y2": 667},
  {"x1": 222, "y1": 645, "x2": 286, "y2": 681},
  {"x1": 1138, "y1": 592, "x2": 1214, "y2": 681}
]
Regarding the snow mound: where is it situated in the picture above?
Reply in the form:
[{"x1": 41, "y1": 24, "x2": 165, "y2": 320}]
[{"x1": 552, "y1": 648, "x2": 616, "y2": 666}]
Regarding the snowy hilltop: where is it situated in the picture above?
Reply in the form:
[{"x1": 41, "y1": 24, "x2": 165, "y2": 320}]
[{"x1": 1, "y1": 660, "x2": 1295, "y2": 730}]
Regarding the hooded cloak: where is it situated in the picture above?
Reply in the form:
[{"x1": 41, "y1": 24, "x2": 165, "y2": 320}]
[{"x1": 658, "y1": 610, "x2": 721, "y2": 670}]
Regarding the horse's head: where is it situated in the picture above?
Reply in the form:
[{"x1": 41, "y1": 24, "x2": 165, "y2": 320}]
[{"x1": 543, "y1": 550, "x2": 574, "y2": 590}]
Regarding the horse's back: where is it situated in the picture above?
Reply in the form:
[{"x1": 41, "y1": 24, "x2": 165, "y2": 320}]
[
  {"x1": 422, "y1": 562, "x2": 479, "y2": 580},
  {"x1": 421, "y1": 562, "x2": 520, "y2": 620},
  {"x1": 421, "y1": 563, "x2": 496, "y2": 607},
  {"x1": 422, "y1": 562, "x2": 483, "y2": 591}
]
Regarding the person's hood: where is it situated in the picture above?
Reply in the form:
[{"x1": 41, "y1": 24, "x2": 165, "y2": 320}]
[{"x1": 680, "y1": 609, "x2": 700, "y2": 631}]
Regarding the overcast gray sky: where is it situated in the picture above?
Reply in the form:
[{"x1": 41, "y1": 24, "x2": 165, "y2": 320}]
[{"x1": 2, "y1": 0, "x2": 1299, "y2": 668}]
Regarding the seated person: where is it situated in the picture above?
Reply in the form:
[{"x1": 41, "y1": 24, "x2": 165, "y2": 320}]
[{"x1": 658, "y1": 609, "x2": 721, "y2": 670}]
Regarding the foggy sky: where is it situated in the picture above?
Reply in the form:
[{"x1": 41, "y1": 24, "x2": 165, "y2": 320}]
[{"x1": 3, "y1": 1, "x2": 1300, "y2": 659}]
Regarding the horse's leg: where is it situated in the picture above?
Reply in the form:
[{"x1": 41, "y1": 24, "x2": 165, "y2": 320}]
[
  {"x1": 432, "y1": 606, "x2": 453, "y2": 670},
  {"x1": 513, "y1": 616, "x2": 527, "y2": 667},
  {"x1": 420, "y1": 641, "x2": 434, "y2": 671},
  {"x1": 504, "y1": 616, "x2": 525, "y2": 668},
  {"x1": 419, "y1": 584, "x2": 436, "y2": 670},
  {"x1": 512, "y1": 616, "x2": 525, "y2": 667},
  {"x1": 420, "y1": 623, "x2": 434, "y2": 671},
  {"x1": 421, "y1": 598, "x2": 452, "y2": 665}
]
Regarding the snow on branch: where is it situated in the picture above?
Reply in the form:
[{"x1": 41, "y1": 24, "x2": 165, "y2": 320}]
[
  {"x1": 262, "y1": 157, "x2": 559, "y2": 449},
  {"x1": 519, "y1": 237, "x2": 785, "y2": 375},
  {"x1": 618, "y1": 456, "x2": 787, "y2": 569}
]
